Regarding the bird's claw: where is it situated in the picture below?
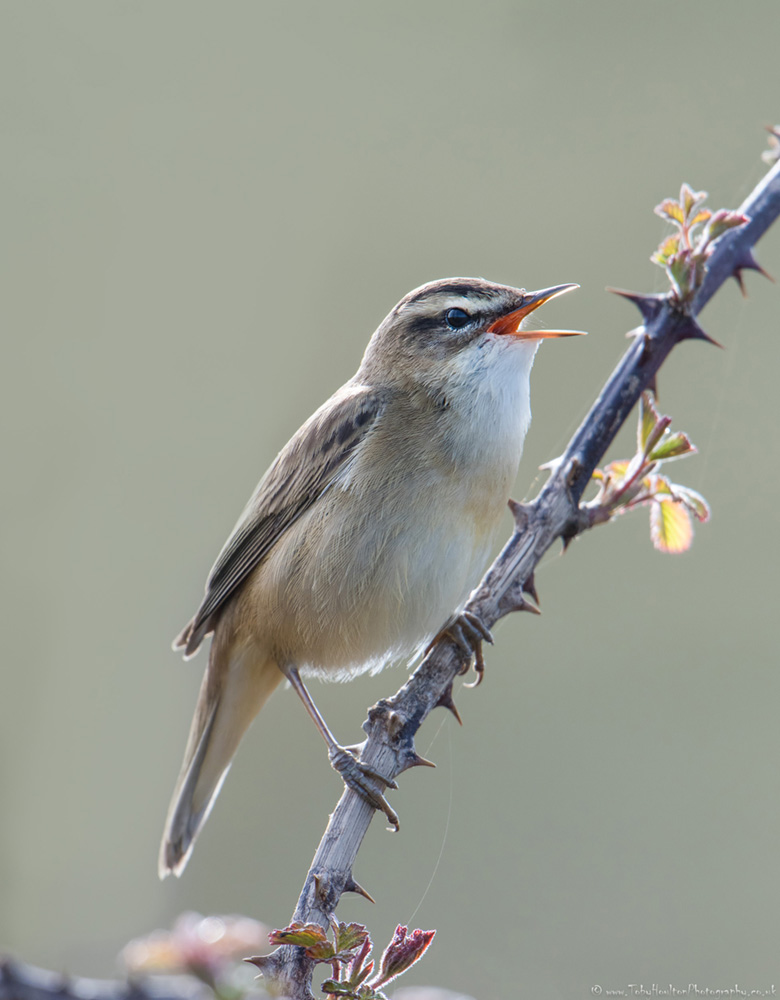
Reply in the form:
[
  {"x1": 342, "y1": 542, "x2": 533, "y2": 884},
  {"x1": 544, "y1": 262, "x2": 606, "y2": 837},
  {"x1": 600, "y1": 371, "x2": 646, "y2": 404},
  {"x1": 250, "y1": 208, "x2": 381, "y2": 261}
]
[
  {"x1": 328, "y1": 744, "x2": 400, "y2": 830},
  {"x1": 428, "y1": 610, "x2": 494, "y2": 687}
]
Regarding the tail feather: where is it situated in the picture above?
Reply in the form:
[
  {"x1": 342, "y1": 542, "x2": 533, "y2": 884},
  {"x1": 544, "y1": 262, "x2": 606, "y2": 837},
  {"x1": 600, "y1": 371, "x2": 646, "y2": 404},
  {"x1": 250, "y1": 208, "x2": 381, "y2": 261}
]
[
  {"x1": 172, "y1": 616, "x2": 211, "y2": 659},
  {"x1": 172, "y1": 619, "x2": 194, "y2": 653},
  {"x1": 159, "y1": 645, "x2": 282, "y2": 878}
]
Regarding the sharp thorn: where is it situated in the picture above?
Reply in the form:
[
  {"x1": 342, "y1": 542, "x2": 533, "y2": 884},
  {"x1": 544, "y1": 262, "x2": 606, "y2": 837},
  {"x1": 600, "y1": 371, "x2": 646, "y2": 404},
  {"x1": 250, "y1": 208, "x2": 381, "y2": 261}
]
[
  {"x1": 245, "y1": 955, "x2": 272, "y2": 972},
  {"x1": 733, "y1": 249, "x2": 774, "y2": 295},
  {"x1": 344, "y1": 875, "x2": 376, "y2": 904},
  {"x1": 435, "y1": 684, "x2": 463, "y2": 725},
  {"x1": 680, "y1": 317, "x2": 723, "y2": 349},
  {"x1": 519, "y1": 600, "x2": 541, "y2": 616},
  {"x1": 607, "y1": 287, "x2": 666, "y2": 323},
  {"x1": 498, "y1": 580, "x2": 533, "y2": 616},
  {"x1": 539, "y1": 455, "x2": 564, "y2": 473},
  {"x1": 507, "y1": 497, "x2": 530, "y2": 531},
  {"x1": 523, "y1": 571, "x2": 539, "y2": 606},
  {"x1": 738, "y1": 247, "x2": 774, "y2": 280},
  {"x1": 407, "y1": 751, "x2": 437, "y2": 770}
]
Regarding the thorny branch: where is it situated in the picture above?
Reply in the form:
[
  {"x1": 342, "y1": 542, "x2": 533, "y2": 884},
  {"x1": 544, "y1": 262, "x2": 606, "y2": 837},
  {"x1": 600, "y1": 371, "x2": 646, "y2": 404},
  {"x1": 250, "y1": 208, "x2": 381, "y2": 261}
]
[
  {"x1": 255, "y1": 155, "x2": 780, "y2": 997},
  {"x1": 3, "y1": 154, "x2": 778, "y2": 1000}
]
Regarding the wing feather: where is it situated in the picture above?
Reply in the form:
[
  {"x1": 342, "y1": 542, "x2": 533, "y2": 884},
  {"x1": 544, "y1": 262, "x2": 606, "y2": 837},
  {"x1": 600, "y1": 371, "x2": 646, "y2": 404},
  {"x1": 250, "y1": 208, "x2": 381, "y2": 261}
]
[{"x1": 176, "y1": 383, "x2": 387, "y2": 656}]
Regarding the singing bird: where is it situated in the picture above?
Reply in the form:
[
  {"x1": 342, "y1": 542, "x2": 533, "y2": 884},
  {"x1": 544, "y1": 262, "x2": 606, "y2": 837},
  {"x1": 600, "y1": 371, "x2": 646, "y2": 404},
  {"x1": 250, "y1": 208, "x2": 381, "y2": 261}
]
[{"x1": 159, "y1": 277, "x2": 583, "y2": 877}]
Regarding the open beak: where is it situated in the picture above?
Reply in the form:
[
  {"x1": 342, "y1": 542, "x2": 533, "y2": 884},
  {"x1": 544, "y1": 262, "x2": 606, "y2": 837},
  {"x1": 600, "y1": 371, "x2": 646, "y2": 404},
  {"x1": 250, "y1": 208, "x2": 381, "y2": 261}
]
[{"x1": 486, "y1": 283, "x2": 586, "y2": 339}]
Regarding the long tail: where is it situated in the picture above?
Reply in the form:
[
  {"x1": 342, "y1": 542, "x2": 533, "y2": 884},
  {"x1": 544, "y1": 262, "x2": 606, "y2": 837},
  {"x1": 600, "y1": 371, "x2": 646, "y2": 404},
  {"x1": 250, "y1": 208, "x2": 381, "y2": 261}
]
[{"x1": 158, "y1": 641, "x2": 282, "y2": 878}]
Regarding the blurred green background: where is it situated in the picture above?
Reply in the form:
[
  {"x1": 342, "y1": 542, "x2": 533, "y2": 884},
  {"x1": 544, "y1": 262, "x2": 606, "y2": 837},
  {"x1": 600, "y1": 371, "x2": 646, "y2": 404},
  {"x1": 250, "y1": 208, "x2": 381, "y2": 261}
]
[{"x1": 2, "y1": 2, "x2": 779, "y2": 997}]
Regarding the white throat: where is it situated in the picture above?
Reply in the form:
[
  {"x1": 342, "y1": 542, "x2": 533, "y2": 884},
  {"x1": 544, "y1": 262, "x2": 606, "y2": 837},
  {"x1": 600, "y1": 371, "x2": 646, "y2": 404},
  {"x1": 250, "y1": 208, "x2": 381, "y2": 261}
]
[{"x1": 439, "y1": 334, "x2": 540, "y2": 473}]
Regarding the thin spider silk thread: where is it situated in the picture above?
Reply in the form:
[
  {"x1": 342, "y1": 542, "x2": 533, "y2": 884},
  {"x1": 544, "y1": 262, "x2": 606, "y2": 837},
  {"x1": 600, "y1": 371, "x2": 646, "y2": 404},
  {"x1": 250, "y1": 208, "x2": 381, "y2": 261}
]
[{"x1": 405, "y1": 715, "x2": 453, "y2": 927}]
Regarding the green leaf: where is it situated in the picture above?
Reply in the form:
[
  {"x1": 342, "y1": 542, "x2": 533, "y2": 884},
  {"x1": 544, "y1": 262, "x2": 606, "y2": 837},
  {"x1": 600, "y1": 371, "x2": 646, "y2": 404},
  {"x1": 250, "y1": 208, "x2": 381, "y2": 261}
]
[
  {"x1": 647, "y1": 473, "x2": 673, "y2": 496},
  {"x1": 650, "y1": 499, "x2": 693, "y2": 553},
  {"x1": 639, "y1": 392, "x2": 660, "y2": 450},
  {"x1": 332, "y1": 922, "x2": 370, "y2": 956},
  {"x1": 649, "y1": 431, "x2": 695, "y2": 462},
  {"x1": 638, "y1": 391, "x2": 672, "y2": 457},
  {"x1": 321, "y1": 980, "x2": 355, "y2": 997},
  {"x1": 651, "y1": 233, "x2": 680, "y2": 266},
  {"x1": 672, "y1": 485, "x2": 711, "y2": 522},
  {"x1": 667, "y1": 252, "x2": 692, "y2": 300}
]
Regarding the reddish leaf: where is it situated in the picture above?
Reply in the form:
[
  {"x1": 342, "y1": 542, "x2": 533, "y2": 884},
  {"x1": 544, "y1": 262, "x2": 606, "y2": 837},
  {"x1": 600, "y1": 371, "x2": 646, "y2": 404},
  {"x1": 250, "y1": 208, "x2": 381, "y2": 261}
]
[
  {"x1": 705, "y1": 209, "x2": 749, "y2": 242},
  {"x1": 269, "y1": 922, "x2": 335, "y2": 962},
  {"x1": 371, "y1": 926, "x2": 436, "y2": 989},
  {"x1": 269, "y1": 922, "x2": 328, "y2": 949}
]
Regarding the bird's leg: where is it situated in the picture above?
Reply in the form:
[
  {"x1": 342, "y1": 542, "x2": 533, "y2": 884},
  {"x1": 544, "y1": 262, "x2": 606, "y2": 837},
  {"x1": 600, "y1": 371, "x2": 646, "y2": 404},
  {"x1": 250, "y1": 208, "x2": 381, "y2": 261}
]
[
  {"x1": 283, "y1": 665, "x2": 400, "y2": 829},
  {"x1": 426, "y1": 610, "x2": 494, "y2": 688}
]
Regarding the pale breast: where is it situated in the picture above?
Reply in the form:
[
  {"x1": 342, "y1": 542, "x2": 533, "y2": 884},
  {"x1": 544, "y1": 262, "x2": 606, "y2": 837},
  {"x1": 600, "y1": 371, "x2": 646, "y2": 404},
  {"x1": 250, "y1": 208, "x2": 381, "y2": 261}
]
[{"x1": 246, "y1": 372, "x2": 529, "y2": 679}]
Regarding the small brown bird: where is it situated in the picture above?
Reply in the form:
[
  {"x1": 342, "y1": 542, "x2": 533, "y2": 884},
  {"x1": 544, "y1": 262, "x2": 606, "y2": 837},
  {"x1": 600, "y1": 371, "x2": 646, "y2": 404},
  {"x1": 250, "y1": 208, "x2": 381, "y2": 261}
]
[{"x1": 159, "y1": 277, "x2": 583, "y2": 877}]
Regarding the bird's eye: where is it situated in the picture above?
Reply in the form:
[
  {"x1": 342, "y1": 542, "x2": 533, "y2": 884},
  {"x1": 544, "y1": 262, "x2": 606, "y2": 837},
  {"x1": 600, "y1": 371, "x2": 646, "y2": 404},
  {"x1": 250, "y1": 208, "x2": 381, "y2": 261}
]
[{"x1": 445, "y1": 307, "x2": 470, "y2": 329}]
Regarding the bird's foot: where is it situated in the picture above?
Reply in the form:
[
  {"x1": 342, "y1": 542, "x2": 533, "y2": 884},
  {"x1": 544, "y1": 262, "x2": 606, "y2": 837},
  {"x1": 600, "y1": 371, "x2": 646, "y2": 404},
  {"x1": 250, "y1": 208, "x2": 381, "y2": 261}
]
[
  {"x1": 429, "y1": 610, "x2": 494, "y2": 687},
  {"x1": 328, "y1": 744, "x2": 400, "y2": 830}
]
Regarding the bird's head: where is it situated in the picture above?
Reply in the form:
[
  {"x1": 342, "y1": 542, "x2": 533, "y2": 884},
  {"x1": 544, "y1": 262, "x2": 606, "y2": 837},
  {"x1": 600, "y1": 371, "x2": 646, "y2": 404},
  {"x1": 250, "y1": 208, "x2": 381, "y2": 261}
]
[{"x1": 359, "y1": 277, "x2": 584, "y2": 395}]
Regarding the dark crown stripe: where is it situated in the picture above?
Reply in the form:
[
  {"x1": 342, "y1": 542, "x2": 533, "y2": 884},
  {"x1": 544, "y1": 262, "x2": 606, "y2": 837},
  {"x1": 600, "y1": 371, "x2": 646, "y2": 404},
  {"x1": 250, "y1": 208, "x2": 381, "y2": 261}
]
[{"x1": 404, "y1": 280, "x2": 498, "y2": 304}]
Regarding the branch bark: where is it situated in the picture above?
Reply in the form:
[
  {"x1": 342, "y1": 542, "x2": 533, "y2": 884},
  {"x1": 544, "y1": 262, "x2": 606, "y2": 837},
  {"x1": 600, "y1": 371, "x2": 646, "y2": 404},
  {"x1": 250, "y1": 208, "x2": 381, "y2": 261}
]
[{"x1": 257, "y1": 155, "x2": 780, "y2": 998}]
